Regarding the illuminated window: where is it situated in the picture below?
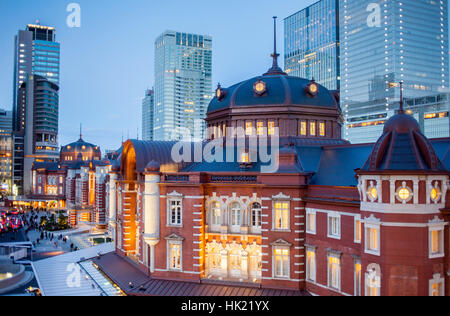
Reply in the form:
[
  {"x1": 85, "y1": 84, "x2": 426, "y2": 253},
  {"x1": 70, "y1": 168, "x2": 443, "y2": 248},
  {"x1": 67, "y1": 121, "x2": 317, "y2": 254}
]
[
  {"x1": 327, "y1": 213, "x2": 341, "y2": 239},
  {"x1": 306, "y1": 248, "x2": 316, "y2": 282},
  {"x1": 429, "y1": 274, "x2": 444, "y2": 296},
  {"x1": 257, "y1": 122, "x2": 264, "y2": 136},
  {"x1": 354, "y1": 216, "x2": 362, "y2": 244},
  {"x1": 367, "y1": 186, "x2": 378, "y2": 201},
  {"x1": 273, "y1": 247, "x2": 290, "y2": 278},
  {"x1": 310, "y1": 121, "x2": 316, "y2": 136},
  {"x1": 273, "y1": 201, "x2": 289, "y2": 230},
  {"x1": 222, "y1": 124, "x2": 226, "y2": 137},
  {"x1": 429, "y1": 225, "x2": 444, "y2": 258},
  {"x1": 365, "y1": 225, "x2": 380, "y2": 256},
  {"x1": 245, "y1": 122, "x2": 253, "y2": 136},
  {"x1": 430, "y1": 187, "x2": 441, "y2": 202},
  {"x1": 395, "y1": 182, "x2": 413, "y2": 203},
  {"x1": 355, "y1": 261, "x2": 362, "y2": 296},
  {"x1": 268, "y1": 121, "x2": 275, "y2": 136},
  {"x1": 168, "y1": 242, "x2": 182, "y2": 271},
  {"x1": 365, "y1": 265, "x2": 381, "y2": 296},
  {"x1": 306, "y1": 209, "x2": 316, "y2": 234},
  {"x1": 240, "y1": 152, "x2": 249, "y2": 163},
  {"x1": 319, "y1": 122, "x2": 325, "y2": 137},
  {"x1": 168, "y1": 199, "x2": 182, "y2": 227},
  {"x1": 251, "y1": 203, "x2": 262, "y2": 230},
  {"x1": 300, "y1": 121, "x2": 307, "y2": 136},
  {"x1": 328, "y1": 254, "x2": 341, "y2": 290}
]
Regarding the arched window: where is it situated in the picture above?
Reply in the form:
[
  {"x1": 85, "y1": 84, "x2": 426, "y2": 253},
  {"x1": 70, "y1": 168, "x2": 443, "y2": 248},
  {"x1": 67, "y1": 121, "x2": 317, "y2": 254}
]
[
  {"x1": 250, "y1": 202, "x2": 262, "y2": 233},
  {"x1": 365, "y1": 264, "x2": 381, "y2": 296},
  {"x1": 230, "y1": 202, "x2": 242, "y2": 233}
]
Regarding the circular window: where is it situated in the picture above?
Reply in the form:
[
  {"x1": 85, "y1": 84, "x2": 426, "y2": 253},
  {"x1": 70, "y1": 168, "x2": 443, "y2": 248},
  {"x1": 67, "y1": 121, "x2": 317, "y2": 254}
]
[
  {"x1": 430, "y1": 187, "x2": 441, "y2": 202},
  {"x1": 253, "y1": 79, "x2": 267, "y2": 96},
  {"x1": 367, "y1": 187, "x2": 378, "y2": 201},
  {"x1": 396, "y1": 185, "x2": 412, "y2": 203}
]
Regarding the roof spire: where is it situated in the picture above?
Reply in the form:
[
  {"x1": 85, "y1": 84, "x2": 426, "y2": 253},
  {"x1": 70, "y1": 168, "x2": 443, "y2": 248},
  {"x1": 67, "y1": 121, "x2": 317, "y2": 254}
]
[
  {"x1": 264, "y1": 16, "x2": 287, "y2": 76},
  {"x1": 79, "y1": 123, "x2": 83, "y2": 141}
]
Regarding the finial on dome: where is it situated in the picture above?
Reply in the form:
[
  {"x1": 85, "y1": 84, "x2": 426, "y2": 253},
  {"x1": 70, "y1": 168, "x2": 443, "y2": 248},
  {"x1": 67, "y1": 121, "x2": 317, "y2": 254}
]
[
  {"x1": 264, "y1": 16, "x2": 287, "y2": 76},
  {"x1": 79, "y1": 123, "x2": 83, "y2": 141},
  {"x1": 398, "y1": 81, "x2": 404, "y2": 114}
]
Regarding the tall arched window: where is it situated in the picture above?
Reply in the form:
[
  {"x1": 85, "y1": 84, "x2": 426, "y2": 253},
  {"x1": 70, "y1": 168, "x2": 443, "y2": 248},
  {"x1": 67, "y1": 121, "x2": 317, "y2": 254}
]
[
  {"x1": 230, "y1": 202, "x2": 242, "y2": 233},
  {"x1": 250, "y1": 202, "x2": 262, "y2": 234}
]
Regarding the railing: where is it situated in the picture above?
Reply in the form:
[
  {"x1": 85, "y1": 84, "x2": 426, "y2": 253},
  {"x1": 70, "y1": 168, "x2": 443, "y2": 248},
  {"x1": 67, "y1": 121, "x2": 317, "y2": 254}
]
[{"x1": 210, "y1": 175, "x2": 257, "y2": 183}]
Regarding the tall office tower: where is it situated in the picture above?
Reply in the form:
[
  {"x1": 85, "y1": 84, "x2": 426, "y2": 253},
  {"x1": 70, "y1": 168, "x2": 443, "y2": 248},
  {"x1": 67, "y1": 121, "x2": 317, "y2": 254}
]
[
  {"x1": 0, "y1": 109, "x2": 13, "y2": 194},
  {"x1": 141, "y1": 88, "x2": 155, "y2": 141},
  {"x1": 13, "y1": 75, "x2": 59, "y2": 195},
  {"x1": 284, "y1": 0, "x2": 340, "y2": 90},
  {"x1": 13, "y1": 23, "x2": 60, "y2": 131},
  {"x1": 154, "y1": 31, "x2": 212, "y2": 141},
  {"x1": 341, "y1": 0, "x2": 449, "y2": 143}
]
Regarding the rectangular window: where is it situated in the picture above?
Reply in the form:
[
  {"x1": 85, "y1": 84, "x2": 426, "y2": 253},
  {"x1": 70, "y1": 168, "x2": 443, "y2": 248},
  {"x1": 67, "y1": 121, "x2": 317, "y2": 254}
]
[
  {"x1": 319, "y1": 122, "x2": 325, "y2": 137},
  {"x1": 274, "y1": 201, "x2": 289, "y2": 230},
  {"x1": 268, "y1": 121, "x2": 275, "y2": 136},
  {"x1": 430, "y1": 275, "x2": 444, "y2": 296},
  {"x1": 355, "y1": 262, "x2": 362, "y2": 296},
  {"x1": 327, "y1": 213, "x2": 341, "y2": 239},
  {"x1": 310, "y1": 121, "x2": 316, "y2": 136},
  {"x1": 274, "y1": 248, "x2": 290, "y2": 278},
  {"x1": 429, "y1": 226, "x2": 444, "y2": 258},
  {"x1": 328, "y1": 255, "x2": 341, "y2": 290},
  {"x1": 245, "y1": 121, "x2": 253, "y2": 136},
  {"x1": 306, "y1": 209, "x2": 316, "y2": 234},
  {"x1": 365, "y1": 225, "x2": 380, "y2": 256},
  {"x1": 168, "y1": 243, "x2": 182, "y2": 271},
  {"x1": 168, "y1": 199, "x2": 182, "y2": 226},
  {"x1": 355, "y1": 217, "x2": 362, "y2": 243},
  {"x1": 241, "y1": 152, "x2": 249, "y2": 163},
  {"x1": 257, "y1": 122, "x2": 264, "y2": 136},
  {"x1": 306, "y1": 250, "x2": 316, "y2": 282},
  {"x1": 300, "y1": 121, "x2": 307, "y2": 136}
]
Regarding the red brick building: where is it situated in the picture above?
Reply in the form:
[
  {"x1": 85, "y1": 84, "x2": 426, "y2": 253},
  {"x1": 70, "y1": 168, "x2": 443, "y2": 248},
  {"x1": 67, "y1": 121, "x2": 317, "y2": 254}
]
[
  {"x1": 29, "y1": 136, "x2": 112, "y2": 230},
  {"x1": 108, "y1": 52, "x2": 450, "y2": 296}
]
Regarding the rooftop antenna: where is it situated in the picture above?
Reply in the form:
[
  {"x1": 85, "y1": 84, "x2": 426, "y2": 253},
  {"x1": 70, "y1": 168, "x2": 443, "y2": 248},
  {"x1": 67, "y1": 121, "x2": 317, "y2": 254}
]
[{"x1": 264, "y1": 16, "x2": 286, "y2": 76}]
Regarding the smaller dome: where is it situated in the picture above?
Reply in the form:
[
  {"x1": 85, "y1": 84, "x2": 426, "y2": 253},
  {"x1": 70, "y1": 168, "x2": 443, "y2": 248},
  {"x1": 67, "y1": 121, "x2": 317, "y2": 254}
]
[
  {"x1": 145, "y1": 160, "x2": 160, "y2": 173},
  {"x1": 383, "y1": 113, "x2": 420, "y2": 134},
  {"x1": 61, "y1": 137, "x2": 101, "y2": 154}
]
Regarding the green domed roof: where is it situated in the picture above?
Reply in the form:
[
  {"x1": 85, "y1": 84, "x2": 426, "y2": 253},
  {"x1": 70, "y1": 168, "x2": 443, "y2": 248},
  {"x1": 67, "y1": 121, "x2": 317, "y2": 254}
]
[{"x1": 207, "y1": 75, "x2": 338, "y2": 114}]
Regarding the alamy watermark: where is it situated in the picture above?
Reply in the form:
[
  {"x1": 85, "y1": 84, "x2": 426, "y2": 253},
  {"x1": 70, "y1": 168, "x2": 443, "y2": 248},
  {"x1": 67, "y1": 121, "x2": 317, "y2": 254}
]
[{"x1": 66, "y1": 3, "x2": 81, "y2": 28}]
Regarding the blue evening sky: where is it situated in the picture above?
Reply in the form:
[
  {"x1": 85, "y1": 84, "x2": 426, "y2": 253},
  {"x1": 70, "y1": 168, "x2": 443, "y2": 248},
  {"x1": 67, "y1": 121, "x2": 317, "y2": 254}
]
[{"x1": 0, "y1": 0, "x2": 316, "y2": 151}]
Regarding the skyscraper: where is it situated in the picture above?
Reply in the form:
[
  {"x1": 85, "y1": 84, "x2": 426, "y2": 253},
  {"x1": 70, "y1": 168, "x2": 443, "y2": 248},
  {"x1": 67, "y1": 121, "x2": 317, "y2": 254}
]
[
  {"x1": 154, "y1": 31, "x2": 212, "y2": 141},
  {"x1": 13, "y1": 23, "x2": 60, "y2": 131},
  {"x1": 340, "y1": 0, "x2": 449, "y2": 143},
  {"x1": 11, "y1": 23, "x2": 60, "y2": 195},
  {"x1": 0, "y1": 109, "x2": 13, "y2": 194},
  {"x1": 13, "y1": 75, "x2": 59, "y2": 195},
  {"x1": 284, "y1": 0, "x2": 340, "y2": 90},
  {"x1": 142, "y1": 89, "x2": 155, "y2": 141}
]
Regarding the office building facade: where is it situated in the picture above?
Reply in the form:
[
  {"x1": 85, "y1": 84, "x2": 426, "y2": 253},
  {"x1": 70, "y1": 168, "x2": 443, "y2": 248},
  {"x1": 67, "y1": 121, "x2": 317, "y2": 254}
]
[
  {"x1": 0, "y1": 110, "x2": 13, "y2": 195},
  {"x1": 284, "y1": 0, "x2": 340, "y2": 90},
  {"x1": 340, "y1": 0, "x2": 449, "y2": 143},
  {"x1": 142, "y1": 89, "x2": 155, "y2": 141},
  {"x1": 154, "y1": 31, "x2": 212, "y2": 141},
  {"x1": 13, "y1": 75, "x2": 59, "y2": 195}
]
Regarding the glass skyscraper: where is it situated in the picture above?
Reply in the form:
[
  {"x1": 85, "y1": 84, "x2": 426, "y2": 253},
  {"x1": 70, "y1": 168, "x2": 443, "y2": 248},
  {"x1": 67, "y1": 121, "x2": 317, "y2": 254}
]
[
  {"x1": 142, "y1": 88, "x2": 155, "y2": 141},
  {"x1": 284, "y1": 0, "x2": 340, "y2": 90},
  {"x1": 13, "y1": 24, "x2": 60, "y2": 131},
  {"x1": 154, "y1": 31, "x2": 212, "y2": 141},
  {"x1": 341, "y1": 0, "x2": 449, "y2": 143}
]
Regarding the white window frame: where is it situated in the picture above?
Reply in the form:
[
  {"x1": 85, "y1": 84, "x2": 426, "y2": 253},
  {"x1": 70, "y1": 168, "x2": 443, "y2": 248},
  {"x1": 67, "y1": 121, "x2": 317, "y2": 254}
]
[
  {"x1": 229, "y1": 202, "x2": 242, "y2": 234},
  {"x1": 365, "y1": 223, "x2": 381, "y2": 256},
  {"x1": 167, "y1": 240, "x2": 183, "y2": 272},
  {"x1": 428, "y1": 224, "x2": 445, "y2": 259},
  {"x1": 354, "y1": 215, "x2": 362, "y2": 244},
  {"x1": 327, "y1": 252, "x2": 341, "y2": 291},
  {"x1": 272, "y1": 246, "x2": 290, "y2": 279},
  {"x1": 306, "y1": 246, "x2": 316, "y2": 283},
  {"x1": 272, "y1": 200, "x2": 290, "y2": 232},
  {"x1": 429, "y1": 274, "x2": 444, "y2": 296},
  {"x1": 365, "y1": 264, "x2": 381, "y2": 297},
  {"x1": 250, "y1": 202, "x2": 262, "y2": 234},
  {"x1": 209, "y1": 201, "x2": 222, "y2": 232},
  {"x1": 167, "y1": 198, "x2": 183, "y2": 227},
  {"x1": 306, "y1": 209, "x2": 316, "y2": 235},
  {"x1": 327, "y1": 212, "x2": 341, "y2": 240}
]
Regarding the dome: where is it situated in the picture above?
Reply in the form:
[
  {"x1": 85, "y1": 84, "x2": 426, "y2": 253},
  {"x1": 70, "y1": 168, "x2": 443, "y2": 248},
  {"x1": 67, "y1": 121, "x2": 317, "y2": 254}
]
[
  {"x1": 207, "y1": 75, "x2": 338, "y2": 114},
  {"x1": 61, "y1": 137, "x2": 101, "y2": 154},
  {"x1": 361, "y1": 113, "x2": 446, "y2": 172},
  {"x1": 145, "y1": 160, "x2": 161, "y2": 173}
]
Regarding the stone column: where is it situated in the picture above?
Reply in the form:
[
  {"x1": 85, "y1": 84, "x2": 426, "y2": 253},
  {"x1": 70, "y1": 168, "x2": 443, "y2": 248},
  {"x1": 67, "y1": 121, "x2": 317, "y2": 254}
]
[{"x1": 143, "y1": 163, "x2": 161, "y2": 273}]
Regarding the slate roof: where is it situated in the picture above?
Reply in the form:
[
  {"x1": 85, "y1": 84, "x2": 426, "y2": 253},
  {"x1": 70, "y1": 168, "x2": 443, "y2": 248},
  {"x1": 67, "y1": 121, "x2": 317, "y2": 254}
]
[
  {"x1": 92, "y1": 252, "x2": 308, "y2": 297},
  {"x1": 207, "y1": 75, "x2": 338, "y2": 113}
]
